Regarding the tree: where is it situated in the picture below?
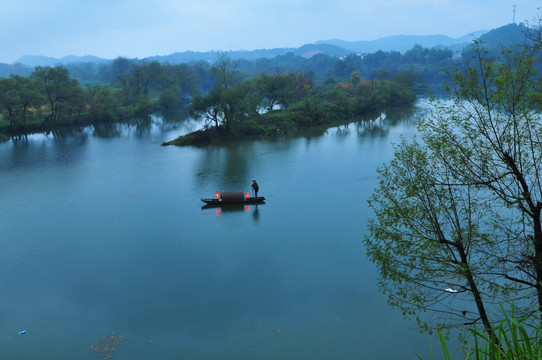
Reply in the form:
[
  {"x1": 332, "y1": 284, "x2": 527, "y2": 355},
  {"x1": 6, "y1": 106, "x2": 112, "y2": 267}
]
[
  {"x1": 89, "y1": 86, "x2": 121, "y2": 121},
  {"x1": 393, "y1": 70, "x2": 425, "y2": 94},
  {"x1": 364, "y1": 38, "x2": 542, "y2": 341},
  {"x1": 108, "y1": 56, "x2": 132, "y2": 81},
  {"x1": 158, "y1": 64, "x2": 197, "y2": 111},
  {"x1": 0, "y1": 77, "x2": 19, "y2": 124},
  {"x1": 0, "y1": 75, "x2": 42, "y2": 131},
  {"x1": 189, "y1": 55, "x2": 254, "y2": 133},
  {"x1": 31, "y1": 66, "x2": 84, "y2": 125},
  {"x1": 405, "y1": 44, "x2": 426, "y2": 63},
  {"x1": 158, "y1": 87, "x2": 182, "y2": 112},
  {"x1": 189, "y1": 90, "x2": 222, "y2": 130},
  {"x1": 116, "y1": 61, "x2": 162, "y2": 107},
  {"x1": 254, "y1": 72, "x2": 300, "y2": 111}
]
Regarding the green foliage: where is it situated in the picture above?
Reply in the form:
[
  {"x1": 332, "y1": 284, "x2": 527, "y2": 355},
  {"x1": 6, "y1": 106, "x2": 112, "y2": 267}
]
[
  {"x1": 365, "y1": 137, "x2": 498, "y2": 333},
  {"x1": 110, "y1": 57, "x2": 132, "y2": 80},
  {"x1": 31, "y1": 66, "x2": 85, "y2": 125},
  {"x1": 438, "y1": 307, "x2": 542, "y2": 360},
  {"x1": 0, "y1": 74, "x2": 42, "y2": 130},
  {"x1": 365, "y1": 32, "x2": 542, "y2": 339},
  {"x1": 438, "y1": 329, "x2": 452, "y2": 360},
  {"x1": 0, "y1": 53, "x2": 416, "y2": 140},
  {"x1": 115, "y1": 61, "x2": 162, "y2": 106},
  {"x1": 157, "y1": 63, "x2": 197, "y2": 111},
  {"x1": 0, "y1": 64, "x2": 166, "y2": 137},
  {"x1": 190, "y1": 90, "x2": 222, "y2": 129},
  {"x1": 89, "y1": 86, "x2": 122, "y2": 121},
  {"x1": 182, "y1": 61, "x2": 415, "y2": 144},
  {"x1": 254, "y1": 72, "x2": 302, "y2": 111},
  {"x1": 158, "y1": 87, "x2": 182, "y2": 111}
]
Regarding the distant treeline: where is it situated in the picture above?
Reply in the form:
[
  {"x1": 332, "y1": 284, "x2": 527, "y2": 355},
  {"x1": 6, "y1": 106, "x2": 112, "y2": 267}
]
[
  {"x1": 1, "y1": 23, "x2": 534, "y2": 87},
  {"x1": 0, "y1": 44, "x2": 453, "y2": 91},
  {"x1": 0, "y1": 54, "x2": 417, "y2": 141},
  {"x1": 1, "y1": 23, "x2": 537, "y2": 140}
]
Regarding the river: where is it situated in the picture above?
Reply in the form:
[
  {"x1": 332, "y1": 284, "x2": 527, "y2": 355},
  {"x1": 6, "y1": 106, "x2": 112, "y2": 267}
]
[{"x1": 0, "y1": 101, "x2": 448, "y2": 359}]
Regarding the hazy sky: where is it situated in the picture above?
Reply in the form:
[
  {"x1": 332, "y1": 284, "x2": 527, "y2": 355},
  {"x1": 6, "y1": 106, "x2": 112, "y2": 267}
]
[{"x1": 1, "y1": 0, "x2": 539, "y2": 63}]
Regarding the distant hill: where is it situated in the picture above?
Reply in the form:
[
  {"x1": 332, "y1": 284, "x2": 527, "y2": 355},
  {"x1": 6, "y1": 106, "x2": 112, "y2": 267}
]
[
  {"x1": 60, "y1": 55, "x2": 110, "y2": 64},
  {"x1": 476, "y1": 22, "x2": 531, "y2": 49},
  {"x1": 16, "y1": 54, "x2": 110, "y2": 67},
  {"x1": 15, "y1": 55, "x2": 62, "y2": 67},
  {"x1": 317, "y1": 31, "x2": 487, "y2": 53},
  {"x1": 12, "y1": 32, "x2": 489, "y2": 67},
  {"x1": 6, "y1": 24, "x2": 532, "y2": 69},
  {"x1": 145, "y1": 43, "x2": 353, "y2": 63},
  {"x1": 12, "y1": 45, "x2": 352, "y2": 67}
]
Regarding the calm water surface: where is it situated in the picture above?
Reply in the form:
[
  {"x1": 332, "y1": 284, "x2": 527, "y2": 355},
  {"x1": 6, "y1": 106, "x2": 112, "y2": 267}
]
[{"x1": 0, "y1": 103, "x2": 445, "y2": 359}]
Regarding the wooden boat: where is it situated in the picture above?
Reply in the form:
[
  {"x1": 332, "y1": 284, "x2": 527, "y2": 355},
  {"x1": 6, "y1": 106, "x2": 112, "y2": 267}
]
[{"x1": 201, "y1": 191, "x2": 265, "y2": 206}]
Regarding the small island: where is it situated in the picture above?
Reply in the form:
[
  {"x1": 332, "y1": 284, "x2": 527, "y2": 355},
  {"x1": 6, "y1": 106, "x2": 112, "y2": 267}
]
[{"x1": 162, "y1": 56, "x2": 417, "y2": 146}]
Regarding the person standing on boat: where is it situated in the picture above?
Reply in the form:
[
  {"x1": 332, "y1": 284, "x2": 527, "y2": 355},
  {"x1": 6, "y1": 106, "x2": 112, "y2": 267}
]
[{"x1": 251, "y1": 180, "x2": 259, "y2": 198}]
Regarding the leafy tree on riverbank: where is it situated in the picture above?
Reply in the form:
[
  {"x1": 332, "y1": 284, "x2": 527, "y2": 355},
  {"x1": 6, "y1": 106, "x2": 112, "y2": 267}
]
[
  {"x1": 0, "y1": 75, "x2": 42, "y2": 132},
  {"x1": 189, "y1": 55, "x2": 247, "y2": 133},
  {"x1": 364, "y1": 28, "x2": 542, "y2": 344},
  {"x1": 32, "y1": 66, "x2": 85, "y2": 126},
  {"x1": 255, "y1": 72, "x2": 310, "y2": 111},
  {"x1": 88, "y1": 85, "x2": 123, "y2": 121}
]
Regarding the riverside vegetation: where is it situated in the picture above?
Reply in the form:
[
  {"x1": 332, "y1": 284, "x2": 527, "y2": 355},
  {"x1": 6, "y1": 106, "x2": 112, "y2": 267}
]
[
  {"x1": 0, "y1": 56, "x2": 417, "y2": 144},
  {"x1": 365, "y1": 21, "x2": 542, "y2": 360},
  {"x1": 163, "y1": 56, "x2": 416, "y2": 145},
  {"x1": 1, "y1": 23, "x2": 530, "y2": 143}
]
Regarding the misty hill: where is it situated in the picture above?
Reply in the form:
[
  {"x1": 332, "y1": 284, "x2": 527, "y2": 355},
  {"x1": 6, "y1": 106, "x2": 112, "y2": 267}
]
[
  {"x1": 15, "y1": 55, "x2": 59, "y2": 67},
  {"x1": 316, "y1": 31, "x2": 487, "y2": 53},
  {"x1": 14, "y1": 44, "x2": 353, "y2": 66},
  {"x1": 15, "y1": 54, "x2": 110, "y2": 67},
  {"x1": 477, "y1": 22, "x2": 531, "y2": 49},
  {"x1": 145, "y1": 43, "x2": 352, "y2": 64},
  {"x1": 13, "y1": 34, "x2": 476, "y2": 67},
  {"x1": 4, "y1": 23, "x2": 532, "y2": 70},
  {"x1": 11, "y1": 31, "x2": 490, "y2": 67}
]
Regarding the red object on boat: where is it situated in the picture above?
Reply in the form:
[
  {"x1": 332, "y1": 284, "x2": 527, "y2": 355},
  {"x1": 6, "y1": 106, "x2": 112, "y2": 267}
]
[{"x1": 201, "y1": 191, "x2": 265, "y2": 206}]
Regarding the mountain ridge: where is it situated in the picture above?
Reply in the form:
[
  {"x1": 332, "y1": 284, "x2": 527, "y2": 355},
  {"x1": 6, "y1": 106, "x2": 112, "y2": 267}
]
[
  {"x1": 317, "y1": 30, "x2": 487, "y2": 53},
  {"x1": 11, "y1": 25, "x2": 531, "y2": 67},
  {"x1": 12, "y1": 32, "x2": 485, "y2": 66}
]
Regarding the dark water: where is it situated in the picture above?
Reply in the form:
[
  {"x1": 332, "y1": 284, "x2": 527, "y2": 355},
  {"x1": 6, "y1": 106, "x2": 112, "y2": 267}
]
[{"x1": 0, "y1": 104, "x2": 446, "y2": 359}]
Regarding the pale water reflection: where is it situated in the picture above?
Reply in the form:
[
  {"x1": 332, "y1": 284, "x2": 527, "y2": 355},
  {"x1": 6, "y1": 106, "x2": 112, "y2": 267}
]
[{"x1": 0, "y1": 101, "x2": 449, "y2": 359}]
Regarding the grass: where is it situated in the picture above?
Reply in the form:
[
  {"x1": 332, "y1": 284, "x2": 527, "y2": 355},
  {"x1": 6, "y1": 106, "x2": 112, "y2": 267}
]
[{"x1": 437, "y1": 307, "x2": 542, "y2": 360}]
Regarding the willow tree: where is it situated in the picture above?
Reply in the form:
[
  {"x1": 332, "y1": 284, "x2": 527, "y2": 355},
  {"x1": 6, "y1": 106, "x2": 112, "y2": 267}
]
[{"x1": 364, "y1": 37, "x2": 542, "y2": 339}]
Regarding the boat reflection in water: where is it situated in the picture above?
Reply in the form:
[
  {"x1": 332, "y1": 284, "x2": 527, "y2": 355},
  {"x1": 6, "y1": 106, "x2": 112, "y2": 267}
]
[
  {"x1": 201, "y1": 191, "x2": 264, "y2": 222},
  {"x1": 201, "y1": 191, "x2": 265, "y2": 207}
]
